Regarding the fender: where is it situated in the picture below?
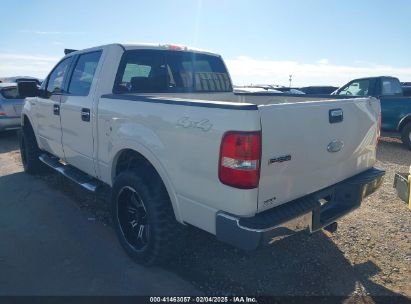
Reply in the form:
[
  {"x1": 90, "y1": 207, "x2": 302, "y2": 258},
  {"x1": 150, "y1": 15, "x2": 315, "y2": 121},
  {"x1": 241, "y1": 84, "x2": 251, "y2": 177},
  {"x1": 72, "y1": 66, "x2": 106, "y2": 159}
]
[
  {"x1": 106, "y1": 122, "x2": 183, "y2": 223},
  {"x1": 21, "y1": 98, "x2": 41, "y2": 145},
  {"x1": 21, "y1": 98, "x2": 33, "y2": 126}
]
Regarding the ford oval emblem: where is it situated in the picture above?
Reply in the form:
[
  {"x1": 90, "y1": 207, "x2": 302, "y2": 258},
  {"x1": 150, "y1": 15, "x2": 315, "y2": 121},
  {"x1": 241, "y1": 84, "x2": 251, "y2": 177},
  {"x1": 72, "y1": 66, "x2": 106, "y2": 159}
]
[{"x1": 327, "y1": 140, "x2": 344, "y2": 153}]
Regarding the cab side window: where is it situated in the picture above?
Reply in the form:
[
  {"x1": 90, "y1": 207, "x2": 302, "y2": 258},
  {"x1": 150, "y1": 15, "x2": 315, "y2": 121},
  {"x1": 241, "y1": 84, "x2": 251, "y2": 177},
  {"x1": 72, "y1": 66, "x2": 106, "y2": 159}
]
[
  {"x1": 46, "y1": 57, "x2": 72, "y2": 96},
  {"x1": 382, "y1": 78, "x2": 402, "y2": 96},
  {"x1": 68, "y1": 51, "x2": 102, "y2": 96}
]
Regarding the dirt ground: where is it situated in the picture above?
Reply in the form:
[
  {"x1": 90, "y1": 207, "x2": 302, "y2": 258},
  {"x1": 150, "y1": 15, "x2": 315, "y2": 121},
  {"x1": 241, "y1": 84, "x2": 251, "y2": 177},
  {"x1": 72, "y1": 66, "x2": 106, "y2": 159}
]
[
  {"x1": 0, "y1": 130, "x2": 410, "y2": 301},
  {"x1": 0, "y1": 131, "x2": 199, "y2": 296}
]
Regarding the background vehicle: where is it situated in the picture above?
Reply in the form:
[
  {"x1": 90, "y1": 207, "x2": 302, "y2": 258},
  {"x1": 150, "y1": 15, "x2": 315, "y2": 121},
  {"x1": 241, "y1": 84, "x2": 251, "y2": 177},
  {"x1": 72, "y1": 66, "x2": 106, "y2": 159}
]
[
  {"x1": 233, "y1": 84, "x2": 304, "y2": 94},
  {"x1": 18, "y1": 43, "x2": 384, "y2": 265},
  {"x1": 333, "y1": 76, "x2": 411, "y2": 149},
  {"x1": 401, "y1": 82, "x2": 411, "y2": 97},
  {"x1": 2, "y1": 76, "x2": 42, "y2": 86},
  {"x1": 270, "y1": 87, "x2": 305, "y2": 94},
  {"x1": 233, "y1": 86, "x2": 283, "y2": 93},
  {"x1": 0, "y1": 83, "x2": 24, "y2": 131},
  {"x1": 299, "y1": 86, "x2": 338, "y2": 95}
]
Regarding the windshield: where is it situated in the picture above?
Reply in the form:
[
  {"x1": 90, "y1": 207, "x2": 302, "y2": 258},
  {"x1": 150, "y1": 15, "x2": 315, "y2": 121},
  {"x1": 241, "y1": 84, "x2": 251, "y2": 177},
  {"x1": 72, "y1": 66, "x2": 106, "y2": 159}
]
[{"x1": 113, "y1": 50, "x2": 232, "y2": 93}]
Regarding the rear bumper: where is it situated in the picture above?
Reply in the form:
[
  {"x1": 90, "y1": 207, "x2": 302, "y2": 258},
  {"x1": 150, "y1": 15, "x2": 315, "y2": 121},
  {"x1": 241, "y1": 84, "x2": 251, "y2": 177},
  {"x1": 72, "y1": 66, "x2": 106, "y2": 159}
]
[
  {"x1": 216, "y1": 167, "x2": 385, "y2": 251},
  {"x1": 0, "y1": 116, "x2": 21, "y2": 131}
]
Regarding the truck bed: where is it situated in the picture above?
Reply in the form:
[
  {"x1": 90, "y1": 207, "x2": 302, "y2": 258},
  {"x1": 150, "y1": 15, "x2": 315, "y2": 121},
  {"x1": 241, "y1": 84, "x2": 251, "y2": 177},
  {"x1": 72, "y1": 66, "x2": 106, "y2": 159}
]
[
  {"x1": 137, "y1": 91, "x2": 351, "y2": 106},
  {"x1": 100, "y1": 93, "x2": 380, "y2": 214},
  {"x1": 143, "y1": 92, "x2": 379, "y2": 212}
]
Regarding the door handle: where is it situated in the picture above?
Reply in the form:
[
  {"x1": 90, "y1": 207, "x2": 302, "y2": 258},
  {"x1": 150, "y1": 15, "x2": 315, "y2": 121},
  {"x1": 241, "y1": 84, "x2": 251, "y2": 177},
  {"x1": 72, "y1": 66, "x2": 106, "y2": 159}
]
[
  {"x1": 329, "y1": 108, "x2": 343, "y2": 123},
  {"x1": 81, "y1": 108, "x2": 90, "y2": 122},
  {"x1": 53, "y1": 104, "x2": 60, "y2": 115}
]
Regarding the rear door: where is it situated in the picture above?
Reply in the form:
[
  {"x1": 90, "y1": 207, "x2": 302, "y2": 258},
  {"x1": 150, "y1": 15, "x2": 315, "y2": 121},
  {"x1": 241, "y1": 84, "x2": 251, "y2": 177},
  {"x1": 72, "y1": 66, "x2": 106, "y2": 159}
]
[
  {"x1": 257, "y1": 97, "x2": 380, "y2": 212},
  {"x1": 60, "y1": 50, "x2": 103, "y2": 177},
  {"x1": 379, "y1": 77, "x2": 408, "y2": 131}
]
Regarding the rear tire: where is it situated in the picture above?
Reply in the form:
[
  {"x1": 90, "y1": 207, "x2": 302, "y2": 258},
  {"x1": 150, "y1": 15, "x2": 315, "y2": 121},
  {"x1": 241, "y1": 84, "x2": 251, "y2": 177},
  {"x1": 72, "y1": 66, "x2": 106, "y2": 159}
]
[
  {"x1": 111, "y1": 170, "x2": 183, "y2": 265},
  {"x1": 401, "y1": 122, "x2": 411, "y2": 150},
  {"x1": 19, "y1": 125, "x2": 46, "y2": 174}
]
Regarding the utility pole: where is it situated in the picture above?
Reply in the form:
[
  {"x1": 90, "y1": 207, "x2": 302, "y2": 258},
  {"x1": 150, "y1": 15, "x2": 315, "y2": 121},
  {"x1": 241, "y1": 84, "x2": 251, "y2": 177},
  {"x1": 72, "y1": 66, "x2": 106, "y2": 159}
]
[{"x1": 289, "y1": 75, "x2": 292, "y2": 88}]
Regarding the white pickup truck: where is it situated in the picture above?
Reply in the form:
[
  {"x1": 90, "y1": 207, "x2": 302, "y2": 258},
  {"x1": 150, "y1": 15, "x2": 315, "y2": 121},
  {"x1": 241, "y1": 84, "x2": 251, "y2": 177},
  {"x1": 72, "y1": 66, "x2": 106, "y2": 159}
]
[{"x1": 18, "y1": 43, "x2": 385, "y2": 265}]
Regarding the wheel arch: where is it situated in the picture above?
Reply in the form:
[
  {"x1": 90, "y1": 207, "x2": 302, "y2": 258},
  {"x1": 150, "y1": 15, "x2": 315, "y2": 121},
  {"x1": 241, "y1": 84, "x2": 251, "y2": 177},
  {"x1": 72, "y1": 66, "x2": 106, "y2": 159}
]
[
  {"x1": 397, "y1": 113, "x2": 411, "y2": 131},
  {"x1": 21, "y1": 113, "x2": 41, "y2": 143},
  {"x1": 111, "y1": 147, "x2": 183, "y2": 223},
  {"x1": 21, "y1": 113, "x2": 32, "y2": 128}
]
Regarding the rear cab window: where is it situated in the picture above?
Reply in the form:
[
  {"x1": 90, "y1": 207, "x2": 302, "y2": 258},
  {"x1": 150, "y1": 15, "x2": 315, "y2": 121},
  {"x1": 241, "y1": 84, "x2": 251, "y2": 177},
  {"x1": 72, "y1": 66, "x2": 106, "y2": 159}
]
[{"x1": 113, "y1": 49, "x2": 232, "y2": 93}]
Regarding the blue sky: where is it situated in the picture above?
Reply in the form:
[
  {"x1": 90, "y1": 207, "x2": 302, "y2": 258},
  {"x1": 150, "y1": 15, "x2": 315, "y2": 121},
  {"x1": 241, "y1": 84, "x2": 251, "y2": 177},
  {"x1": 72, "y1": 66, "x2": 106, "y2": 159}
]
[{"x1": 1, "y1": 0, "x2": 410, "y2": 86}]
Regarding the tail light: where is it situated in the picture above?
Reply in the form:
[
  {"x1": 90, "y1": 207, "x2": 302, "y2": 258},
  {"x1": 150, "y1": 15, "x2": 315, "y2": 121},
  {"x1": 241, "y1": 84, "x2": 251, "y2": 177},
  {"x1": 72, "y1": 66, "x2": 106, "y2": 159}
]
[{"x1": 219, "y1": 131, "x2": 261, "y2": 189}]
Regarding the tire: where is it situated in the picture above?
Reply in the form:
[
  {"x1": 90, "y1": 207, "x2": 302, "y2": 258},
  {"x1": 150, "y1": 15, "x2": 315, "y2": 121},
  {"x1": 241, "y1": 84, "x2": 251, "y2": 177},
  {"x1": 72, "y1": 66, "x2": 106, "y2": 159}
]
[
  {"x1": 401, "y1": 122, "x2": 411, "y2": 150},
  {"x1": 19, "y1": 124, "x2": 46, "y2": 174},
  {"x1": 111, "y1": 170, "x2": 183, "y2": 265}
]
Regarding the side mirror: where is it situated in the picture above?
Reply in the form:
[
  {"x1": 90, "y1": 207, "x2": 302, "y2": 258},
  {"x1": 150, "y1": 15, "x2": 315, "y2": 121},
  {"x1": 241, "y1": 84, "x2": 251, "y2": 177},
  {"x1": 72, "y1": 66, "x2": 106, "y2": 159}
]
[{"x1": 17, "y1": 81, "x2": 39, "y2": 98}]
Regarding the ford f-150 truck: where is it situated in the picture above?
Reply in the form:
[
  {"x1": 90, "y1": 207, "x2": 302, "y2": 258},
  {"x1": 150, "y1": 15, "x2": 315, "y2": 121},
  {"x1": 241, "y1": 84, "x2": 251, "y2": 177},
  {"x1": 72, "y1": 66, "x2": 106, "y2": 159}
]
[
  {"x1": 332, "y1": 76, "x2": 411, "y2": 149},
  {"x1": 18, "y1": 43, "x2": 385, "y2": 265}
]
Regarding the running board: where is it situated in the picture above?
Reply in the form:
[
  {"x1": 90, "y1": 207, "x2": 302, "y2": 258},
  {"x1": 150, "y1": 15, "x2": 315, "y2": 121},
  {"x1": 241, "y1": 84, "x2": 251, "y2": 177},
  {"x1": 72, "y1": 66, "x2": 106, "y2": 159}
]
[{"x1": 39, "y1": 154, "x2": 102, "y2": 192}]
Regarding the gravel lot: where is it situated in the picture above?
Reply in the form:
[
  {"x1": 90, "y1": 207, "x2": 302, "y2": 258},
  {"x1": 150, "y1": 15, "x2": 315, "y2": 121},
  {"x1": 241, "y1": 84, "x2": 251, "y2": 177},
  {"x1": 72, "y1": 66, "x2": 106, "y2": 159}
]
[{"x1": 0, "y1": 131, "x2": 410, "y2": 300}]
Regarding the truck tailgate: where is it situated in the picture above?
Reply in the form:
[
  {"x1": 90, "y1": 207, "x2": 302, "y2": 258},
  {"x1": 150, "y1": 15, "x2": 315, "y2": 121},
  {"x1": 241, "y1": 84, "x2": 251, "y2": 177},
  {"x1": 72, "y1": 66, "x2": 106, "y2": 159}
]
[{"x1": 258, "y1": 97, "x2": 380, "y2": 212}]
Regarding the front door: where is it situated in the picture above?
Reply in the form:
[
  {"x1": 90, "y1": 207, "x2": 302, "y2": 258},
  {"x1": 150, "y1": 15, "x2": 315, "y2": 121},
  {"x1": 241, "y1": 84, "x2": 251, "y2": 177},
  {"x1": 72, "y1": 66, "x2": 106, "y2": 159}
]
[{"x1": 35, "y1": 57, "x2": 73, "y2": 159}]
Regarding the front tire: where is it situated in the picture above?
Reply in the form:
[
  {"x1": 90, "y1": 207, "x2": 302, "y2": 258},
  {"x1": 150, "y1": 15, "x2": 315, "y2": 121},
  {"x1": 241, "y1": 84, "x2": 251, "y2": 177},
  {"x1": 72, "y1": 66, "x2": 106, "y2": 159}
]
[
  {"x1": 111, "y1": 171, "x2": 182, "y2": 265},
  {"x1": 19, "y1": 125, "x2": 46, "y2": 174},
  {"x1": 401, "y1": 122, "x2": 411, "y2": 150}
]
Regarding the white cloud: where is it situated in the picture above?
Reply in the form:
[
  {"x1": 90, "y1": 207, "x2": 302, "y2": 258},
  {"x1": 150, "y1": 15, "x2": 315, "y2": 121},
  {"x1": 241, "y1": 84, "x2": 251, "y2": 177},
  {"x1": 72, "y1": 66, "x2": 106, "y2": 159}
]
[
  {"x1": 317, "y1": 58, "x2": 329, "y2": 65},
  {"x1": 0, "y1": 53, "x2": 59, "y2": 78},
  {"x1": 225, "y1": 56, "x2": 411, "y2": 86},
  {"x1": 2, "y1": 51, "x2": 411, "y2": 87}
]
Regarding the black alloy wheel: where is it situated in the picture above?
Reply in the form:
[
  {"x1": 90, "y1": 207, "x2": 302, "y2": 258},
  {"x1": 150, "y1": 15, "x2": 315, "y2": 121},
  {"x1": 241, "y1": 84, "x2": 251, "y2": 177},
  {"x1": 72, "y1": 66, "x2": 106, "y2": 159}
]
[{"x1": 116, "y1": 186, "x2": 150, "y2": 251}]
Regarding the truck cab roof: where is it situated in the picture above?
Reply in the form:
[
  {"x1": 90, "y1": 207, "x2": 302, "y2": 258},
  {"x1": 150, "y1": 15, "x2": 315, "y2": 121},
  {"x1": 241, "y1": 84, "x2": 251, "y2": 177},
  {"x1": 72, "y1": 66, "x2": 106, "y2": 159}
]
[
  {"x1": 348, "y1": 76, "x2": 400, "y2": 82},
  {"x1": 64, "y1": 43, "x2": 221, "y2": 57}
]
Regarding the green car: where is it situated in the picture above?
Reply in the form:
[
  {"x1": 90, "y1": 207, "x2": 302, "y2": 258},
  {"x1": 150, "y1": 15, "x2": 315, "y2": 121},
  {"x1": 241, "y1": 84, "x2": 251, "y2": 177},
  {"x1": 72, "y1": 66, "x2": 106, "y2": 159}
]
[{"x1": 333, "y1": 76, "x2": 411, "y2": 149}]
